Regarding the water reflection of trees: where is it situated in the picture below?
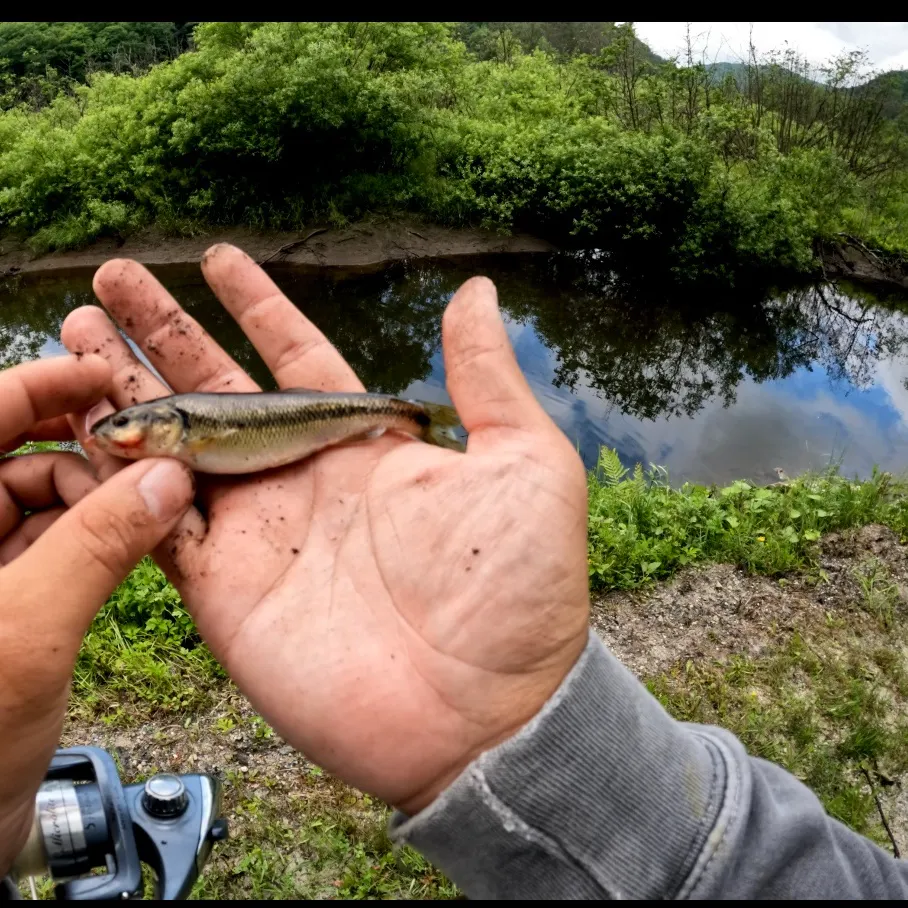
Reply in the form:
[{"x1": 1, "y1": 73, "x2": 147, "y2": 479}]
[
  {"x1": 0, "y1": 274, "x2": 96, "y2": 367},
  {"x1": 491, "y1": 256, "x2": 908, "y2": 421},
  {"x1": 3, "y1": 258, "x2": 908, "y2": 423},
  {"x1": 264, "y1": 266, "x2": 449, "y2": 394},
  {"x1": 0, "y1": 265, "x2": 451, "y2": 394},
  {"x1": 161, "y1": 265, "x2": 449, "y2": 393},
  {"x1": 786, "y1": 281, "x2": 908, "y2": 389}
]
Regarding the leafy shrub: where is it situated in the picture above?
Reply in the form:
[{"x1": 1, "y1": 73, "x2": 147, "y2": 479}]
[
  {"x1": 0, "y1": 21, "x2": 906, "y2": 274},
  {"x1": 587, "y1": 448, "x2": 900, "y2": 589}
]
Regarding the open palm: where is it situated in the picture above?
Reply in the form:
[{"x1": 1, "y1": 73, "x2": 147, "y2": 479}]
[{"x1": 63, "y1": 245, "x2": 590, "y2": 812}]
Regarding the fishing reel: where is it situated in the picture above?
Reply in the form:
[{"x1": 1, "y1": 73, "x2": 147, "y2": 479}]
[{"x1": 12, "y1": 746, "x2": 228, "y2": 900}]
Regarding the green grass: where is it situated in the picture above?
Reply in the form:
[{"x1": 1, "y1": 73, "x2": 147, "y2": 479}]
[
  {"x1": 71, "y1": 557, "x2": 224, "y2": 723},
  {"x1": 646, "y1": 594, "x2": 908, "y2": 842},
  {"x1": 854, "y1": 558, "x2": 902, "y2": 629},
  {"x1": 190, "y1": 774, "x2": 459, "y2": 900},
  {"x1": 594, "y1": 449, "x2": 908, "y2": 850},
  {"x1": 587, "y1": 448, "x2": 908, "y2": 590}
]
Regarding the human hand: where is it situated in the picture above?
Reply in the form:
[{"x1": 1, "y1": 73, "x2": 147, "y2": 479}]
[
  {"x1": 61, "y1": 245, "x2": 590, "y2": 815},
  {"x1": 0, "y1": 356, "x2": 195, "y2": 875}
]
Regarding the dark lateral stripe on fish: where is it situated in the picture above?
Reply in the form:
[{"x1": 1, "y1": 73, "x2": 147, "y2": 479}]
[{"x1": 181, "y1": 398, "x2": 429, "y2": 426}]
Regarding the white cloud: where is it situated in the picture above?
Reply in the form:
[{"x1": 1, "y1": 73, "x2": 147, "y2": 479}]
[{"x1": 631, "y1": 22, "x2": 908, "y2": 72}]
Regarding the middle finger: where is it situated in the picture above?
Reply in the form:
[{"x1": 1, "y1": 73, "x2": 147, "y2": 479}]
[
  {"x1": 0, "y1": 452, "x2": 98, "y2": 539},
  {"x1": 201, "y1": 244, "x2": 365, "y2": 392}
]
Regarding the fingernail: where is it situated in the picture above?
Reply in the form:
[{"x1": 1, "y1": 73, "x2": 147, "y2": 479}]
[
  {"x1": 85, "y1": 400, "x2": 114, "y2": 436},
  {"x1": 203, "y1": 242, "x2": 234, "y2": 262},
  {"x1": 138, "y1": 461, "x2": 193, "y2": 522}
]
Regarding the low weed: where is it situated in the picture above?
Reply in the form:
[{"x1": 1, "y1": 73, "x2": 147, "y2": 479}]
[
  {"x1": 71, "y1": 558, "x2": 223, "y2": 720},
  {"x1": 190, "y1": 777, "x2": 459, "y2": 900},
  {"x1": 648, "y1": 628, "x2": 908, "y2": 841},
  {"x1": 588, "y1": 448, "x2": 905, "y2": 590},
  {"x1": 854, "y1": 559, "x2": 903, "y2": 628}
]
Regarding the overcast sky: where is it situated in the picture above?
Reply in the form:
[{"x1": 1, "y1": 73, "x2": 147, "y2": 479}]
[{"x1": 630, "y1": 22, "x2": 908, "y2": 72}]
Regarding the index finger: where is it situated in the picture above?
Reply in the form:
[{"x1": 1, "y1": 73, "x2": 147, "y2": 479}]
[
  {"x1": 0, "y1": 355, "x2": 111, "y2": 448},
  {"x1": 91, "y1": 259, "x2": 259, "y2": 395}
]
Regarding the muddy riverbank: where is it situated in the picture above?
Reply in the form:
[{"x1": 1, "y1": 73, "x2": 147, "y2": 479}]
[{"x1": 0, "y1": 219, "x2": 555, "y2": 278}]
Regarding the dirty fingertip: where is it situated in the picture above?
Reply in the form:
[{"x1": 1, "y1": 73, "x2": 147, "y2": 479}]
[
  {"x1": 61, "y1": 306, "x2": 111, "y2": 346},
  {"x1": 202, "y1": 243, "x2": 238, "y2": 264},
  {"x1": 63, "y1": 350, "x2": 110, "y2": 378},
  {"x1": 92, "y1": 257, "x2": 134, "y2": 292}
]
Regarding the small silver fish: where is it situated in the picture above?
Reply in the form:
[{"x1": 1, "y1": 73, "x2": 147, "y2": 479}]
[{"x1": 89, "y1": 390, "x2": 465, "y2": 474}]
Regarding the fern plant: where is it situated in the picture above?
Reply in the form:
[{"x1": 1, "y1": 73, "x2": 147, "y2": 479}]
[{"x1": 596, "y1": 447, "x2": 628, "y2": 486}]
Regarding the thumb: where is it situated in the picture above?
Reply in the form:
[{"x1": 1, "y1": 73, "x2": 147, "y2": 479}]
[
  {"x1": 5, "y1": 459, "x2": 194, "y2": 642},
  {"x1": 442, "y1": 276, "x2": 553, "y2": 448}
]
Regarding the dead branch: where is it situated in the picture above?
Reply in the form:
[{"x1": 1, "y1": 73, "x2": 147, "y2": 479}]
[
  {"x1": 861, "y1": 766, "x2": 901, "y2": 858},
  {"x1": 836, "y1": 232, "x2": 886, "y2": 268},
  {"x1": 259, "y1": 228, "x2": 329, "y2": 266},
  {"x1": 814, "y1": 281, "x2": 868, "y2": 324}
]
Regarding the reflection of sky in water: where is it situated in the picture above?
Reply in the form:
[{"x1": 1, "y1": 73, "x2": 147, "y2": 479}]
[{"x1": 403, "y1": 311, "x2": 908, "y2": 486}]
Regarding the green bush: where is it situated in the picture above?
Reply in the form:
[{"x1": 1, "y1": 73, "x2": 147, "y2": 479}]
[
  {"x1": 103, "y1": 556, "x2": 196, "y2": 644},
  {"x1": 0, "y1": 21, "x2": 906, "y2": 274},
  {"x1": 0, "y1": 23, "x2": 461, "y2": 246},
  {"x1": 73, "y1": 557, "x2": 222, "y2": 715}
]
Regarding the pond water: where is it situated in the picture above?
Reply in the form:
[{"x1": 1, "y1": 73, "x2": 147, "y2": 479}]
[{"x1": 3, "y1": 252, "x2": 908, "y2": 486}]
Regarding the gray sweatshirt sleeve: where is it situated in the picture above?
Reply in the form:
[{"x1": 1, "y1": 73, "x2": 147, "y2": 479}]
[{"x1": 389, "y1": 630, "x2": 908, "y2": 899}]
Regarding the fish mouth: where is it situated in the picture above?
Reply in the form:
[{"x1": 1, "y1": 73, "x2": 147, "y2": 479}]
[
  {"x1": 108, "y1": 434, "x2": 146, "y2": 449},
  {"x1": 88, "y1": 412, "x2": 112, "y2": 436}
]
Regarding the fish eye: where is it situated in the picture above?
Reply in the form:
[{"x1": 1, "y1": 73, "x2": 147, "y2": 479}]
[{"x1": 111, "y1": 414, "x2": 129, "y2": 428}]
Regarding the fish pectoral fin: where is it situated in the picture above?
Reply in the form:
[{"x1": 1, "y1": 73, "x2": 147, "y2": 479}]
[{"x1": 188, "y1": 428, "x2": 239, "y2": 453}]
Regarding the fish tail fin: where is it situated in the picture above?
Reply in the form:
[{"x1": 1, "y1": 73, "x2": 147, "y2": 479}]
[{"x1": 421, "y1": 401, "x2": 466, "y2": 452}]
